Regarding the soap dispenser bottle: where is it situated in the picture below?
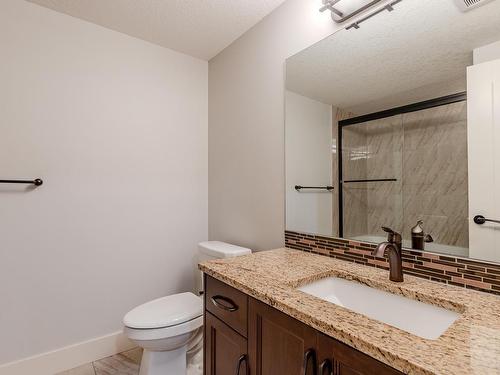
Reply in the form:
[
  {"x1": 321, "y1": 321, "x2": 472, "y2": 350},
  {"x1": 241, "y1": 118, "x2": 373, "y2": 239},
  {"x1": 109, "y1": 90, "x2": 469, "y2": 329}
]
[{"x1": 411, "y1": 220, "x2": 433, "y2": 250}]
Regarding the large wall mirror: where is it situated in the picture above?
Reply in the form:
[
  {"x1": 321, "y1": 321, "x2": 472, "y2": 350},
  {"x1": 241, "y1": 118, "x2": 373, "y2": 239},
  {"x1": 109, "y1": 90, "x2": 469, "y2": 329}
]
[{"x1": 285, "y1": 0, "x2": 500, "y2": 263}]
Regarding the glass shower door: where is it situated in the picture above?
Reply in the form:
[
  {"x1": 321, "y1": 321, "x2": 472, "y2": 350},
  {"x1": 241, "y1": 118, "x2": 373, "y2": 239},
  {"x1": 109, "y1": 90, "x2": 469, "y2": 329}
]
[
  {"x1": 401, "y1": 101, "x2": 468, "y2": 256},
  {"x1": 340, "y1": 114, "x2": 403, "y2": 243}
]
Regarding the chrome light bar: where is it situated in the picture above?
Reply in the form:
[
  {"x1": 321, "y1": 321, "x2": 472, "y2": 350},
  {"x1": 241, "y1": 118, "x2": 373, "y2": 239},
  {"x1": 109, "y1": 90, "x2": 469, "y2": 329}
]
[
  {"x1": 346, "y1": 0, "x2": 402, "y2": 30},
  {"x1": 319, "y1": 0, "x2": 383, "y2": 23},
  {"x1": 319, "y1": 0, "x2": 344, "y2": 17}
]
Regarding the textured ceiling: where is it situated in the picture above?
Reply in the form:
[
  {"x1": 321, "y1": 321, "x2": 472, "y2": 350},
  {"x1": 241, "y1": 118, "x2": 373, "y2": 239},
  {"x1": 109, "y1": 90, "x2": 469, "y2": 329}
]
[
  {"x1": 26, "y1": 0, "x2": 287, "y2": 60},
  {"x1": 286, "y1": 0, "x2": 500, "y2": 114}
]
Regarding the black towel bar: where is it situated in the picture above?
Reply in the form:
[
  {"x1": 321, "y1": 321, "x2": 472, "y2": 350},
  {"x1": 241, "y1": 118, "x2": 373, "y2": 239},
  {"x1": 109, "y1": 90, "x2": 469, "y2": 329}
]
[
  {"x1": 295, "y1": 185, "x2": 334, "y2": 191},
  {"x1": 0, "y1": 179, "x2": 43, "y2": 186}
]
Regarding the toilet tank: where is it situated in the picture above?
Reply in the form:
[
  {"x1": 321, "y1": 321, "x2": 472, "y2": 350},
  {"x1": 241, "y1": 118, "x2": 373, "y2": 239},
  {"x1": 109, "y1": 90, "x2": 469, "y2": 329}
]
[{"x1": 196, "y1": 241, "x2": 251, "y2": 294}]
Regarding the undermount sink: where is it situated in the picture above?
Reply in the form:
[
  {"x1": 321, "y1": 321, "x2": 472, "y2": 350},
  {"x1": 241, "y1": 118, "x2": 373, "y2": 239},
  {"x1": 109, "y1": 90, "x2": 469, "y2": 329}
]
[{"x1": 298, "y1": 277, "x2": 460, "y2": 340}]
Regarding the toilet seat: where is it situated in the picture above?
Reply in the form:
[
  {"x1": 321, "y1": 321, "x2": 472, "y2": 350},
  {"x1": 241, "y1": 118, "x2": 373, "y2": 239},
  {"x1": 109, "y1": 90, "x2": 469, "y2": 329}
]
[
  {"x1": 124, "y1": 292, "x2": 202, "y2": 330},
  {"x1": 124, "y1": 315, "x2": 203, "y2": 341},
  {"x1": 123, "y1": 292, "x2": 203, "y2": 342}
]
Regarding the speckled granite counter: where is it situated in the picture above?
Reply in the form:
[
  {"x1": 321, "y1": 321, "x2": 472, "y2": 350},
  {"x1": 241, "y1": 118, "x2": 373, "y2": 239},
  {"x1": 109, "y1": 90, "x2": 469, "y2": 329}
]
[{"x1": 199, "y1": 248, "x2": 500, "y2": 375}]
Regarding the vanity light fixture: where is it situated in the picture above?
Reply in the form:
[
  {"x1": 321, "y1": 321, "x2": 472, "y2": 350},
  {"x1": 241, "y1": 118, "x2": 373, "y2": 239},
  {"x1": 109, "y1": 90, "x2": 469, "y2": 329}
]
[
  {"x1": 320, "y1": 0, "x2": 383, "y2": 23},
  {"x1": 346, "y1": 0, "x2": 402, "y2": 30},
  {"x1": 320, "y1": 0, "x2": 402, "y2": 29},
  {"x1": 319, "y1": 0, "x2": 344, "y2": 17}
]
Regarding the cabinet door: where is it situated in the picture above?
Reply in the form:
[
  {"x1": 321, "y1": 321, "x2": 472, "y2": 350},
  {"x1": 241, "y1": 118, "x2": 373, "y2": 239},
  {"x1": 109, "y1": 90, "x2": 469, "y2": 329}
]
[
  {"x1": 205, "y1": 311, "x2": 248, "y2": 375},
  {"x1": 248, "y1": 298, "x2": 317, "y2": 375},
  {"x1": 317, "y1": 333, "x2": 402, "y2": 375}
]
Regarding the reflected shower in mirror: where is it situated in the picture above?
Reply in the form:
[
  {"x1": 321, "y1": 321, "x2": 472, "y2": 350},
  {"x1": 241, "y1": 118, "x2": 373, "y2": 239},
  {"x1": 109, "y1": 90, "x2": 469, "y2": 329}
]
[{"x1": 285, "y1": 0, "x2": 500, "y2": 262}]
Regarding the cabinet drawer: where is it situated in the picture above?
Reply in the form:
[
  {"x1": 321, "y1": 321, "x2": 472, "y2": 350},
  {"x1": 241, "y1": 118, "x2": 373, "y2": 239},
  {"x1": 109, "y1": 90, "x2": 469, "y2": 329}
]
[{"x1": 205, "y1": 275, "x2": 248, "y2": 337}]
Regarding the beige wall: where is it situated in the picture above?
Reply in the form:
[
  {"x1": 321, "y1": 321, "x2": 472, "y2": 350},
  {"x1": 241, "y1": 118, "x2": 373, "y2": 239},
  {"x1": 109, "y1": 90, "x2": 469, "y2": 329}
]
[
  {"x1": 473, "y1": 40, "x2": 500, "y2": 64},
  {"x1": 208, "y1": 0, "x2": 338, "y2": 250},
  {"x1": 0, "y1": 0, "x2": 207, "y2": 364},
  {"x1": 285, "y1": 91, "x2": 333, "y2": 237}
]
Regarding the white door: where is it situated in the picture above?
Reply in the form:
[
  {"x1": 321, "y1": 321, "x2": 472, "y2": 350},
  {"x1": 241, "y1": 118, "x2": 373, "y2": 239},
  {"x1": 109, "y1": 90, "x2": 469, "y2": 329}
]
[{"x1": 467, "y1": 58, "x2": 500, "y2": 262}]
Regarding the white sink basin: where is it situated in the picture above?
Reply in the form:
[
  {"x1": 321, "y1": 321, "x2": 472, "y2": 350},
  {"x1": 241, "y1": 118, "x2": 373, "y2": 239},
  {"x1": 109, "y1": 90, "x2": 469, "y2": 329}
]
[{"x1": 298, "y1": 277, "x2": 460, "y2": 340}]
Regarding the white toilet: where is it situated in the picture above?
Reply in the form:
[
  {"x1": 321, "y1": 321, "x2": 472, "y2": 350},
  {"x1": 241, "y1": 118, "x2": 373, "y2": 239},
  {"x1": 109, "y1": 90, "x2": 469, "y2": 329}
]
[{"x1": 123, "y1": 241, "x2": 251, "y2": 375}]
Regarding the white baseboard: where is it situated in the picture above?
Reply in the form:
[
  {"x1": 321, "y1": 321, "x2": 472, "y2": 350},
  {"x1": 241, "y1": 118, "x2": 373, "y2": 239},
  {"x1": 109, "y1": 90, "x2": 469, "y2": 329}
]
[{"x1": 0, "y1": 331, "x2": 136, "y2": 375}]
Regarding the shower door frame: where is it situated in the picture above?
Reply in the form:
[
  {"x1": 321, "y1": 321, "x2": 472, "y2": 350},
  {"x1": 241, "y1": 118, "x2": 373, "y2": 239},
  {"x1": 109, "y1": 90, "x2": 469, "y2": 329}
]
[{"x1": 337, "y1": 91, "x2": 467, "y2": 237}]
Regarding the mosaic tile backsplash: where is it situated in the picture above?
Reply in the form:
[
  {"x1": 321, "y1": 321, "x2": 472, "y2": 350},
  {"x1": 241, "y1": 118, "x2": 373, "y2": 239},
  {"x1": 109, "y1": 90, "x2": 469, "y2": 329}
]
[{"x1": 285, "y1": 230, "x2": 500, "y2": 295}]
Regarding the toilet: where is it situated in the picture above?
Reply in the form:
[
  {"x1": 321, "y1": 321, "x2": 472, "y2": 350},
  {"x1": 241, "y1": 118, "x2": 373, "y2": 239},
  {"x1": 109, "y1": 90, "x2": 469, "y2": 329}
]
[{"x1": 123, "y1": 241, "x2": 252, "y2": 375}]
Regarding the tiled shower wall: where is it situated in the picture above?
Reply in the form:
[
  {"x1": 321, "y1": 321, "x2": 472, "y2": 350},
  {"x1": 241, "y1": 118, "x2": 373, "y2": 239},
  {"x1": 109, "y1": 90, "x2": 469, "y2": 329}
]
[
  {"x1": 340, "y1": 100, "x2": 468, "y2": 250},
  {"x1": 342, "y1": 114, "x2": 403, "y2": 238},
  {"x1": 285, "y1": 230, "x2": 500, "y2": 295},
  {"x1": 402, "y1": 101, "x2": 468, "y2": 248}
]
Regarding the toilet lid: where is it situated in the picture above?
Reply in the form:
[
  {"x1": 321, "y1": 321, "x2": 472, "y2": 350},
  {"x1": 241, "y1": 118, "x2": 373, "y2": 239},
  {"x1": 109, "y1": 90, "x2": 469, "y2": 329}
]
[{"x1": 123, "y1": 292, "x2": 202, "y2": 329}]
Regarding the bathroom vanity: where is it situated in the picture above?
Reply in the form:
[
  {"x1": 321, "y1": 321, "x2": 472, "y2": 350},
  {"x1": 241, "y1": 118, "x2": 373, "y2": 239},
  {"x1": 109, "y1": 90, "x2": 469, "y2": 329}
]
[
  {"x1": 204, "y1": 274, "x2": 401, "y2": 375},
  {"x1": 200, "y1": 249, "x2": 500, "y2": 375}
]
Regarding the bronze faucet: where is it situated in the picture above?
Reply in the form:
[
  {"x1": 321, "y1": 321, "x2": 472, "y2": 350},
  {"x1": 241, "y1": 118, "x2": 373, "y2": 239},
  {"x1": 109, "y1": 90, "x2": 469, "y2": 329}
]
[{"x1": 373, "y1": 227, "x2": 404, "y2": 282}]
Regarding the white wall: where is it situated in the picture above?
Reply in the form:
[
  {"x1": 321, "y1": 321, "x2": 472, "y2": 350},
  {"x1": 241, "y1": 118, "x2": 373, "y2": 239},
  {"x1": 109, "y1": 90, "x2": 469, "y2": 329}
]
[
  {"x1": 0, "y1": 0, "x2": 207, "y2": 365},
  {"x1": 285, "y1": 91, "x2": 332, "y2": 236},
  {"x1": 208, "y1": 0, "x2": 338, "y2": 250},
  {"x1": 474, "y1": 40, "x2": 500, "y2": 64}
]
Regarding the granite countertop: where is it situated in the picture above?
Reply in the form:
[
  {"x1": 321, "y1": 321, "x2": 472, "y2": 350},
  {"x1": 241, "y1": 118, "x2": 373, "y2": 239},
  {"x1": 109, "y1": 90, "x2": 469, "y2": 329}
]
[{"x1": 199, "y1": 248, "x2": 500, "y2": 375}]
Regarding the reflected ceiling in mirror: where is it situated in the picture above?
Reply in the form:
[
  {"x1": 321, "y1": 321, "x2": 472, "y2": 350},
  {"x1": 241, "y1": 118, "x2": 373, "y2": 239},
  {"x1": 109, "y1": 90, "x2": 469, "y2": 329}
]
[
  {"x1": 285, "y1": 0, "x2": 500, "y2": 262},
  {"x1": 287, "y1": 0, "x2": 500, "y2": 115}
]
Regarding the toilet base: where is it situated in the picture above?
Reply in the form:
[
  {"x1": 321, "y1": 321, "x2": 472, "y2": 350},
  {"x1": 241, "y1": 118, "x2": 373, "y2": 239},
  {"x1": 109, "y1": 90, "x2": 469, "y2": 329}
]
[{"x1": 139, "y1": 346, "x2": 187, "y2": 375}]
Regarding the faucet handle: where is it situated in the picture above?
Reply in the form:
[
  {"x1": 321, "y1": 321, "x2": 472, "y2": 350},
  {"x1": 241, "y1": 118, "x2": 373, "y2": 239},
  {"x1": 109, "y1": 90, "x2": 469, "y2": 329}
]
[{"x1": 381, "y1": 227, "x2": 402, "y2": 244}]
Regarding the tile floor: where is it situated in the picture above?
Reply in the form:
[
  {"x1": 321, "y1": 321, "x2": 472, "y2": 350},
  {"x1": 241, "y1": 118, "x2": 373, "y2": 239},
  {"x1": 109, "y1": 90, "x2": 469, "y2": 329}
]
[
  {"x1": 56, "y1": 348, "x2": 141, "y2": 375},
  {"x1": 57, "y1": 346, "x2": 203, "y2": 375}
]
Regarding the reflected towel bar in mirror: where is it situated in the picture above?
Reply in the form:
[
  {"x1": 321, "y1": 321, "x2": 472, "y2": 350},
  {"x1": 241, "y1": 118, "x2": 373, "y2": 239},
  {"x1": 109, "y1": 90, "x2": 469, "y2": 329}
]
[
  {"x1": 295, "y1": 185, "x2": 334, "y2": 191},
  {"x1": 342, "y1": 179, "x2": 397, "y2": 183},
  {"x1": 0, "y1": 179, "x2": 43, "y2": 186}
]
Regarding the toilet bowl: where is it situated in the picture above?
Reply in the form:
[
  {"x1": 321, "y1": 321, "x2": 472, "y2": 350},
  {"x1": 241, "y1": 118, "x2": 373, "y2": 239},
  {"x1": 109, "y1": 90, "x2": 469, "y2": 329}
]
[
  {"x1": 123, "y1": 292, "x2": 203, "y2": 375},
  {"x1": 123, "y1": 241, "x2": 252, "y2": 375}
]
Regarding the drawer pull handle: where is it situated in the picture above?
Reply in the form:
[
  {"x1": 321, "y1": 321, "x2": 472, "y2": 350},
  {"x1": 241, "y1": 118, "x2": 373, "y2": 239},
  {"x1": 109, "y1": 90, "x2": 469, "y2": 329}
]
[
  {"x1": 211, "y1": 295, "x2": 239, "y2": 312},
  {"x1": 319, "y1": 359, "x2": 333, "y2": 375},
  {"x1": 235, "y1": 354, "x2": 248, "y2": 375},
  {"x1": 303, "y1": 348, "x2": 317, "y2": 375}
]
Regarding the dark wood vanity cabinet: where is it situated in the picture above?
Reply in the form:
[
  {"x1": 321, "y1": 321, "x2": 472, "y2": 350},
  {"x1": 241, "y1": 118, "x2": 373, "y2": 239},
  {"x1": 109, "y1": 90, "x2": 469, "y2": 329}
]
[
  {"x1": 204, "y1": 276, "x2": 249, "y2": 375},
  {"x1": 205, "y1": 311, "x2": 248, "y2": 375},
  {"x1": 316, "y1": 333, "x2": 402, "y2": 375},
  {"x1": 204, "y1": 275, "x2": 403, "y2": 375},
  {"x1": 248, "y1": 296, "x2": 317, "y2": 375}
]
